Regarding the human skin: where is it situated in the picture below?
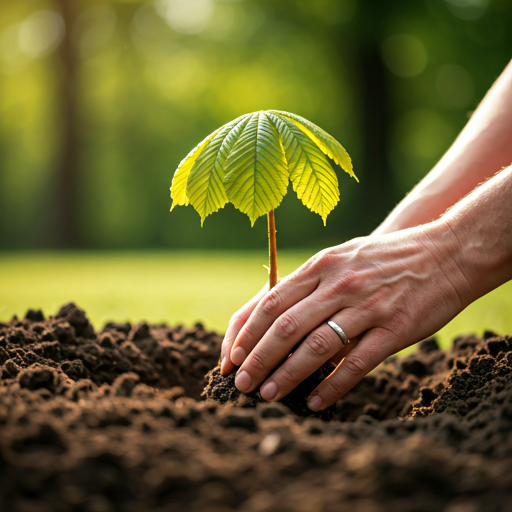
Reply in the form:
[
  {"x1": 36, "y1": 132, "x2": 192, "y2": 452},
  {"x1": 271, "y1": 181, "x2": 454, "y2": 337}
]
[
  {"x1": 219, "y1": 59, "x2": 512, "y2": 411},
  {"x1": 374, "y1": 58, "x2": 512, "y2": 235}
]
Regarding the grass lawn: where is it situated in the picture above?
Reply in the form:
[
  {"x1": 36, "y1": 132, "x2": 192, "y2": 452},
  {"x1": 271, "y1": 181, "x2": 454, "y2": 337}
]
[{"x1": 1, "y1": 250, "x2": 511, "y2": 351}]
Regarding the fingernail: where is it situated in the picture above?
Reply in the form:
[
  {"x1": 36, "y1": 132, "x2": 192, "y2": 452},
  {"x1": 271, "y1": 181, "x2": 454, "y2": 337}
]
[
  {"x1": 260, "y1": 381, "x2": 278, "y2": 401},
  {"x1": 234, "y1": 370, "x2": 252, "y2": 393},
  {"x1": 220, "y1": 357, "x2": 228, "y2": 375},
  {"x1": 231, "y1": 347, "x2": 246, "y2": 366},
  {"x1": 307, "y1": 395, "x2": 322, "y2": 412}
]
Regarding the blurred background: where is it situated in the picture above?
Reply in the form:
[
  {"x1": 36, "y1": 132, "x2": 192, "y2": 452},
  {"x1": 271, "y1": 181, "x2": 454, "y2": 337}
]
[{"x1": 1, "y1": 0, "x2": 511, "y2": 341}]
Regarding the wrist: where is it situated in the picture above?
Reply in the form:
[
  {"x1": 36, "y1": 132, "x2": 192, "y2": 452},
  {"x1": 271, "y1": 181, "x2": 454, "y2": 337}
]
[
  {"x1": 421, "y1": 219, "x2": 475, "y2": 309},
  {"x1": 438, "y1": 166, "x2": 512, "y2": 303}
]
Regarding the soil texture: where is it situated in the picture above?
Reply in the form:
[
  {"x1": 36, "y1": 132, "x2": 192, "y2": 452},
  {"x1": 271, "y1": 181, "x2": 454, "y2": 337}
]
[
  {"x1": 1, "y1": 302, "x2": 512, "y2": 512},
  {"x1": 204, "y1": 360, "x2": 337, "y2": 421}
]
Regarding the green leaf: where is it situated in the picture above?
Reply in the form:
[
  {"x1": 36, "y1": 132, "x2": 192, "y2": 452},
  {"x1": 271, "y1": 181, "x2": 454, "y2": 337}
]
[
  {"x1": 170, "y1": 127, "x2": 221, "y2": 210},
  {"x1": 268, "y1": 113, "x2": 339, "y2": 225},
  {"x1": 170, "y1": 110, "x2": 357, "y2": 227},
  {"x1": 186, "y1": 115, "x2": 251, "y2": 225},
  {"x1": 223, "y1": 112, "x2": 289, "y2": 226},
  {"x1": 269, "y1": 110, "x2": 358, "y2": 182}
]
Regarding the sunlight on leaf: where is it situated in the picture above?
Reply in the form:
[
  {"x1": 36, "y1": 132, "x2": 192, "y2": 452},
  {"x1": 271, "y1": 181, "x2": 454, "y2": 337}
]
[
  {"x1": 170, "y1": 127, "x2": 221, "y2": 209},
  {"x1": 186, "y1": 115, "x2": 250, "y2": 225},
  {"x1": 170, "y1": 110, "x2": 357, "y2": 225},
  {"x1": 224, "y1": 112, "x2": 288, "y2": 226},
  {"x1": 268, "y1": 113, "x2": 339, "y2": 225},
  {"x1": 269, "y1": 110, "x2": 357, "y2": 182}
]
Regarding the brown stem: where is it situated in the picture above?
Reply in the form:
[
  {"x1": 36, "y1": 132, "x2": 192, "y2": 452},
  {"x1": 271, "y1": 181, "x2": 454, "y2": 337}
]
[{"x1": 268, "y1": 210, "x2": 278, "y2": 289}]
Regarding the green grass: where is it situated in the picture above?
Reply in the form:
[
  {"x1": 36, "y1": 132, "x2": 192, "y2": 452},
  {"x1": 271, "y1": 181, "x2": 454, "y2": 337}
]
[
  {"x1": 1, "y1": 251, "x2": 511, "y2": 351},
  {"x1": 0, "y1": 250, "x2": 312, "y2": 332}
]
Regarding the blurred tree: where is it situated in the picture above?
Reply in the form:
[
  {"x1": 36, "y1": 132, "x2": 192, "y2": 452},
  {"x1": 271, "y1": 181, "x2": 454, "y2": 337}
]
[
  {"x1": 53, "y1": 0, "x2": 80, "y2": 247},
  {"x1": 0, "y1": 0, "x2": 510, "y2": 250},
  {"x1": 348, "y1": 0, "x2": 400, "y2": 229}
]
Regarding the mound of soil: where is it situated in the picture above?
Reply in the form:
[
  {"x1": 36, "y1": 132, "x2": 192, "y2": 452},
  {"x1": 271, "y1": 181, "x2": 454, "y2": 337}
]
[
  {"x1": 1, "y1": 302, "x2": 512, "y2": 512},
  {"x1": 204, "y1": 360, "x2": 337, "y2": 421}
]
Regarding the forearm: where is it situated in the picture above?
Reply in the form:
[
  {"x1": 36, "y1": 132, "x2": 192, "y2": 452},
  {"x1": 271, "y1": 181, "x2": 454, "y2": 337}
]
[
  {"x1": 434, "y1": 165, "x2": 512, "y2": 306},
  {"x1": 375, "y1": 59, "x2": 512, "y2": 236}
]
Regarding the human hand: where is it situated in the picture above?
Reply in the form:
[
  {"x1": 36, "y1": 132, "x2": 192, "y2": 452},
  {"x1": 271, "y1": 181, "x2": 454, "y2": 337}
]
[{"x1": 220, "y1": 220, "x2": 472, "y2": 411}]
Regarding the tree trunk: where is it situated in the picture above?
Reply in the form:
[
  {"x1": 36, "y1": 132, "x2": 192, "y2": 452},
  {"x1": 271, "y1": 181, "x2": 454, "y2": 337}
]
[
  {"x1": 53, "y1": 0, "x2": 80, "y2": 247},
  {"x1": 334, "y1": 3, "x2": 399, "y2": 233},
  {"x1": 357, "y1": 40, "x2": 398, "y2": 229}
]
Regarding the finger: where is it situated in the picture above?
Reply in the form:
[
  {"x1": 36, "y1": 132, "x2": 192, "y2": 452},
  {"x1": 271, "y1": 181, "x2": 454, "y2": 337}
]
[
  {"x1": 306, "y1": 328, "x2": 397, "y2": 412},
  {"x1": 259, "y1": 309, "x2": 367, "y2": 401},
  {"x1": 233, "y1": 292, "x2": 355, "y2": 394},
  {"x1": 329, "y1": 335, "x2": 360, "y2": 365},
  {"x1": 324, "y1": 306, "x2": 383, "y2": 365},
  {"x1": 220, "y1": 284, "x2": 268, "y2": 375},
  {"x1": 230, "y1": 269, "x2": 320, "y2": 367}
]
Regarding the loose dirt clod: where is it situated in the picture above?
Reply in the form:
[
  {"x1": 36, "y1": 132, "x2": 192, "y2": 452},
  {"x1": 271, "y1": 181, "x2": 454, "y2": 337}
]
[
  {"x1": 203, "y1": 361, "x2": 337, "y2": 420},
  {"x1": 1, "y1": 303, "x2": 512, "y2": 512}
]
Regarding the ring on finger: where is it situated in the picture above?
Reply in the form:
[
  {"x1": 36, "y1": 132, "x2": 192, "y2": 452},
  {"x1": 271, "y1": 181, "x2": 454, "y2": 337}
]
[{"x1": 326, "y1": 320, "x2": 351, "y2": 346}]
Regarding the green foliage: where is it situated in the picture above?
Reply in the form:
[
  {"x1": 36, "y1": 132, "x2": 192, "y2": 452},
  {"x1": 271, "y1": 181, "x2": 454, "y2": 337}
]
[
  {"x1": 171, "y1": 110, "x2": 357, "y2": 226},
  {"x1": 1, "y1": 0, "x2": 511, "y2": 249}
]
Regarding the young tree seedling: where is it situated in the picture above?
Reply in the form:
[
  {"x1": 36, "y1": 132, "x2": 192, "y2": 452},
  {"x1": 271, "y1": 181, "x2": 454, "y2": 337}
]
[{"x1": 170, "y1": 110, "x2": 358, "y2": 290}]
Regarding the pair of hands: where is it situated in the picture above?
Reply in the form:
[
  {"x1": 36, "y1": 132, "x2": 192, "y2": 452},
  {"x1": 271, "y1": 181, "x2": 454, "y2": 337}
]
[{"x1": 220, "y1": 219, "x2": 470, "y2": 411}]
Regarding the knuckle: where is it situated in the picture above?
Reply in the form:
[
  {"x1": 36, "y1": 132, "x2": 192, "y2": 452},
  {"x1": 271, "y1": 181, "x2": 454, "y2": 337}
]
[
  {"x1": 313, "y1": 249, "x2": 336, "y2": 272},
  {"x1": 300, "y1": 254, "x2": 320, "y2": 275},
  {"x1": 274, "y1": 313, "x2": 299, "y2": 339},
  {"x1": 387, "y1": 312, "x2": 406, "y2": 335},
  {"x1": 374, "y1": 301, "x2": 407, "y2": 335},
  {"x1": 360, "y1": 292, "x2": 380, "y2": 313},
  {"x1": 326, "y1": 271, "x2": 359, "y2": 298},
  {"x1": 233, "y1": 332, "x2": 252, "y2": 356},
  {"x1": 278, "y1": 365, "x2": 296, "y2": 385},
  {"x1": 322, "y1": 378, "x2": 343, "y2": 399},
  {"x1": 343, "y1": 353, "x2": 367, "y2": 376},
  {"x1": 261, "y1": 290, "x2": 281, "y2": 315},
  {"x1": 306, "y1": 331, "x2": 336, "y2": 356},
  {"x1": 340, "y1": 270, "x2": 359, "y2": 290},
  {"x1": 240, "y1": 322, "x2": 255, "y2": 342},
  {"x1": 302, "y1": 249, "x2": 330, "y2": 275},
  {"x1": 248, "y1": 350, "x2": 267, "y2": 373}
]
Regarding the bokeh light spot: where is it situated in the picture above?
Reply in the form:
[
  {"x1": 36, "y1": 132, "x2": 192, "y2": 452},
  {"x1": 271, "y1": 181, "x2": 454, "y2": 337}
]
[
  {"x1": 155, "y1": 0, "x2": 214, "y2": 35},
  {"x1": 444, "y1": 0, "x2": 489, "y2": 21},
  {"x1": 18, "y1": 10, "x2": 64, "y2": 59},
  {"x1": 382, "y1": 34, "x2": 427, "y2": 78}
]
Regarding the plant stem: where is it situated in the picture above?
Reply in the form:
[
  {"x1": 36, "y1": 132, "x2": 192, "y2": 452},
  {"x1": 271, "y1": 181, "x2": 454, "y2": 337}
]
[{"x1": 268, "y1": 210, "x2": 278, "y2": 289}]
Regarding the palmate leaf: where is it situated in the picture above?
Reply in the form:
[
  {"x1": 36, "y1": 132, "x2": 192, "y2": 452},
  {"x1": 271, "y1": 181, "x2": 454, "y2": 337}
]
[
  {"x1": 269, "y1": 110, "x2": 357, "y2": 182},
  {"x1": 170, "y1": 110, "x2": 357, "y2": 225},
  {"x1": 267, "y1": 113, "x2": 339, "y2": 225},
  {"x1": 186, "y1": 115, "x2": 250, "y2": 226},
  {"x1": 170, "y1": 127, "x2": 222, "y2": 209},
  {"x1": 224, "y1": 112, "x2": 289, "y2": 226}
]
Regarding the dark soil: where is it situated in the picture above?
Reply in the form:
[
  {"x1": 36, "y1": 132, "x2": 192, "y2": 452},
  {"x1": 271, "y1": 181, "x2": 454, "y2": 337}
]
[
  {"x1": 204, "y1": 359, "x2": 337, "y2": 421},
  {"x1": 1, "y1": 303, "x2": 512, "y2": 512}
]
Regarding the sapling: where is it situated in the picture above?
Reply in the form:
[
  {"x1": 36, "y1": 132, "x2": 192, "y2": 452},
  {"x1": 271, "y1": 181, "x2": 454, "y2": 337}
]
[{"x1": 170, "y1": 110, "x2": 358, "y2": 290}]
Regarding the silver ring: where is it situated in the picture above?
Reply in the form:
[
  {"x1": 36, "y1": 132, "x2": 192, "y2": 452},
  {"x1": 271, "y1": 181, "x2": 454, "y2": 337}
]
[{"x1": 326, "y1": 320, "x2": 350, "y2": 346}]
